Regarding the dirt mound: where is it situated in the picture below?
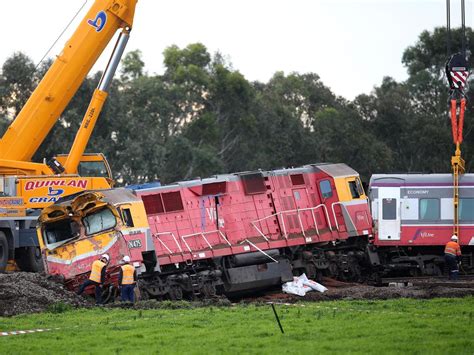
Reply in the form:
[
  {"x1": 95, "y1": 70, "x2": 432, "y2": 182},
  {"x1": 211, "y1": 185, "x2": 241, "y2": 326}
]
[{"x1": 0, "y1": 272, "x2": 90, "y2": 316}]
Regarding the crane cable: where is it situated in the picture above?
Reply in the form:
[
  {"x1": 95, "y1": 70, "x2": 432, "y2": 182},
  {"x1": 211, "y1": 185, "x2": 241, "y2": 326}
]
[
  {"x1": 4, "y1": 1, "x2": 89, "y2": 107},
  {"x1": 35, "y1": 1, "x2": 89, "y2": 72},
  {"x1": 445, "y1": 0, "x2": 469, "y2": 237},
  {"x1": 446, "y1": 0, "x2": 470, "y2": 146},
  {"x1": 446, "y1": 0, "x2": 451, "y2": 57}
]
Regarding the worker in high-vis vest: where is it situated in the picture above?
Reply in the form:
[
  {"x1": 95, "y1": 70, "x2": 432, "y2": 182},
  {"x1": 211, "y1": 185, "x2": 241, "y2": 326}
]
[
  {"x1": 445, "y1": 235, "x2": 462, "y2": 280},
  {"x1": 119, "y1": 255, "x2": 137, "y2": 302},
  {"x1": 77, "y1": 254, "x2": 110, "y2": 304}
]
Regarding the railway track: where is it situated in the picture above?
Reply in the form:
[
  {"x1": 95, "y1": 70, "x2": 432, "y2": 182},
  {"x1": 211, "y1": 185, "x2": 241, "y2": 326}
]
[{"x1": 380, "y1": 275, "x2": 474, "y2": 288}]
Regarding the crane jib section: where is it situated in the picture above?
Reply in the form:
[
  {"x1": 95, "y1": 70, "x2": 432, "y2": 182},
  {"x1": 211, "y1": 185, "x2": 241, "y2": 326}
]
[{"x1": 0, "y1": 0, "x2": 137, "y2": 162}]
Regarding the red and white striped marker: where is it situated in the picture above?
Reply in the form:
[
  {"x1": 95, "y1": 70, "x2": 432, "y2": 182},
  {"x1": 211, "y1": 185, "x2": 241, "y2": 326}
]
[
  {"x1": 450, "y1": 70, "x2": 470, "y2": 89},
  {"x1": 0, "y1": 328, "x2": 58, "y2": 337}
]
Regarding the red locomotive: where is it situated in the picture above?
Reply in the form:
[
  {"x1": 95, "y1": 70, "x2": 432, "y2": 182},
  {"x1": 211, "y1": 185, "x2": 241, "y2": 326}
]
[{"x1": 38, "y1": 163, "x2": 373, "y2": 298}]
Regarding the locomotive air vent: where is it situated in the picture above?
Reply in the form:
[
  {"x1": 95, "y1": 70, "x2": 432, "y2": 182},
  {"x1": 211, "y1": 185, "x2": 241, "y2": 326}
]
[
  {"x1": 290, "y1": 174, "x2": 305, "y2": 186},
  {"x1": 240, "y1": 173, "x2": 266, "y2": 195}
]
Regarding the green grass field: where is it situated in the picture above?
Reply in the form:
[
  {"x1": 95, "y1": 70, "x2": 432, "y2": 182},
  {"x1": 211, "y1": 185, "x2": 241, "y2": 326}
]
[{"x1": 0, "y1": 297, "x2": 473, "y2": 354}]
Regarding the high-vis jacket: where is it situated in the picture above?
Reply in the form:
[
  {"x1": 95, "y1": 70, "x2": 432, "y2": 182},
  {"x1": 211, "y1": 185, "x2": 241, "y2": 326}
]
[
  {"x1": 89, "y1": 260, "x2": 106, "y2": 283},
  {"x1": 120, "y1": 264, "x2": 136, "y2": 285},
  {"x1": 444, "y1": 241, "x2": 461, "y2": 256}
]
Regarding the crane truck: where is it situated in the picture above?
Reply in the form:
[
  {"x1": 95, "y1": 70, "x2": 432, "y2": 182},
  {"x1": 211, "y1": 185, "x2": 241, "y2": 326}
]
[{"x1": 0, "y1": 0, "x2": 138, "y2": 272}]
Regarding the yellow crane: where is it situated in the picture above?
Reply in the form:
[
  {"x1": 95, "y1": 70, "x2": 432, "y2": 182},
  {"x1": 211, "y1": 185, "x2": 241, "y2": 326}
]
[{"x1": 0, "y1": 0, "x2": 138, "y2": 272}]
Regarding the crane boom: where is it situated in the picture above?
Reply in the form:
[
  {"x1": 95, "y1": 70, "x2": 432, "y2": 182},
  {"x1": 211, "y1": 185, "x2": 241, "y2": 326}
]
[
  {"x1": 63, "y1": 28, "x2": 131, "y2": 174},
  {"x1": 0, "y1": 0, "x2": 137, "y2": 162}
]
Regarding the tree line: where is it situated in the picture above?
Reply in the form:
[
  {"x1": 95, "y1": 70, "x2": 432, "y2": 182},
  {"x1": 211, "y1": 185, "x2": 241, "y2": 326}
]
[{"x1": 0, "y1": 27, "x2": 473, "y2": 185}]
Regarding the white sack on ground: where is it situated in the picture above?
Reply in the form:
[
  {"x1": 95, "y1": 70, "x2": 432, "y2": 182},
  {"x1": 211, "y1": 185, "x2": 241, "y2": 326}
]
[{"x1": 282, "y1": 273, "x2": 328, "y2": 296}]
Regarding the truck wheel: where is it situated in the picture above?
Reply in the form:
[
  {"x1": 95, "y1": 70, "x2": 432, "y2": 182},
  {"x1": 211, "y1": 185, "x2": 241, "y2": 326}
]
[
  {"x1": 0, "y1": 232, "x2": 8, "y2": 272},
  {"x1": 15, "y1": 247, "x2": 44, "y2": 272}
]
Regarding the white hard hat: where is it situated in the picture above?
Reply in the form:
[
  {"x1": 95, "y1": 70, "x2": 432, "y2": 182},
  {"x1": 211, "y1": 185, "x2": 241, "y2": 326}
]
[
  {"x1": 122, "y1": 255, "x2": 131, "y2": 263},
  {"x1": 101, "y1": 254, "x2": 110, "y2": 262},
  {"x1": 451, "y1": 235, "x2": 458, "y2": 241}
]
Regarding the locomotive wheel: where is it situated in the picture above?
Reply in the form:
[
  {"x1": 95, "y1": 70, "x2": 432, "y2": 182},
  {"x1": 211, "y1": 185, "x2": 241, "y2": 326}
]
[
  {"x1": 346, "y1": 260, "x2": 361, "y2": 282},
  {"x1": 0, "y1": 232, "x2": 8, "y2": 272},
  {"x1": 202, "y1": 282, "x2": 216, "y2": 298},
  {"x1": 168, "y1": 285, "x2": 183, "y2": 301},
  {"x1": 328, "y1": 261, "x2": 339, "y2": 278},
  {"x1": 305, "y1": 263, "x2": 318, "y2": 280},
  {"x1": 315, "y1": 270, "x2": 323, "y2": 283},
  {"x1": 138, "y1": 288, "x2": 150, "y2": 301},
  {"x1": 15, "y1": 246, "x2": 44, "y2": 272}
]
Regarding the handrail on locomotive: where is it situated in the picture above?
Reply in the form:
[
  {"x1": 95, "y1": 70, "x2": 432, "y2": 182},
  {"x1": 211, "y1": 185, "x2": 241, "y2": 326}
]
[{"x1": 251, "y1": 204, "x2": 332, "y2": 241}]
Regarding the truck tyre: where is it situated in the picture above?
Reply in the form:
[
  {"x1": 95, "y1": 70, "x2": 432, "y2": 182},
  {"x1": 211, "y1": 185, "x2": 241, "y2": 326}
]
[
  {"x1": 0, "y1": 232, "x2": 8, "y2": 272},
  {"x1": 15, "y1": 247, "x2": 44, "y2": 272}
]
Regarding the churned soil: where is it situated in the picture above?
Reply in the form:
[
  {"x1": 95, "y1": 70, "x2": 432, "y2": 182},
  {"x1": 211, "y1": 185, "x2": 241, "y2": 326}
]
[
  {"x1": 0, "y1": 272, "x2": 90, "y2": 316},
  {"x1": 246, "y1": 278, "x2": 474, "y2": 304},
  {"x1": 1, "y1": 273, "x2": 473, "y2": 316}
]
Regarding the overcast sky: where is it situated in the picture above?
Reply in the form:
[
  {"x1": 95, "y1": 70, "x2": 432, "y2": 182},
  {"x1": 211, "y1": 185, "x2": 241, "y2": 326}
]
[{"x1": 0, "y1": 0, "x2": 472, "y2": 99}]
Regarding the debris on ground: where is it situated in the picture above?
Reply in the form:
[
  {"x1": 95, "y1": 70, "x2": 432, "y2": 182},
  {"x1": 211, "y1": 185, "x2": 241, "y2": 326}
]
[
  {"x1": 282, "y1": 273, "x2": 328, "y2": 296},
  {"x1": 0, "y1": 272, "x2": 91, "y2": 316}
]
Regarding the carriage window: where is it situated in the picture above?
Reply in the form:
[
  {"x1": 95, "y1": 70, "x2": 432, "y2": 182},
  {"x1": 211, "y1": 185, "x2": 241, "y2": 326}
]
[
  {"x1": 348, "y1": 181, "x2": 360, "y2": 199},
  {"x1": 382, "y1": 198, "x2": 396, "y2": 220},
  {"x1": 460, "y1": 199, "x2": 474, "y2": 221},
  {"x1": 319, "y1": 180, "x2": 333, "y2": 199},
  {"x1": 419, "y1": 199, "x2": 440, "y2": 220}
]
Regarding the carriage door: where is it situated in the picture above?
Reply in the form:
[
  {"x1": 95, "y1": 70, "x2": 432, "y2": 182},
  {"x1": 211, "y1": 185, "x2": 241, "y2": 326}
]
[{"x1": 377, "y1": 187, "x2": 401, "y2": 240}]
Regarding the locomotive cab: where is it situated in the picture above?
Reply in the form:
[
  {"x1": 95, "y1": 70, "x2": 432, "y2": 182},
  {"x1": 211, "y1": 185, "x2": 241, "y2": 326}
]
[{"x1": 37, "y1": 189, "x2": 153, "y2": 286}]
